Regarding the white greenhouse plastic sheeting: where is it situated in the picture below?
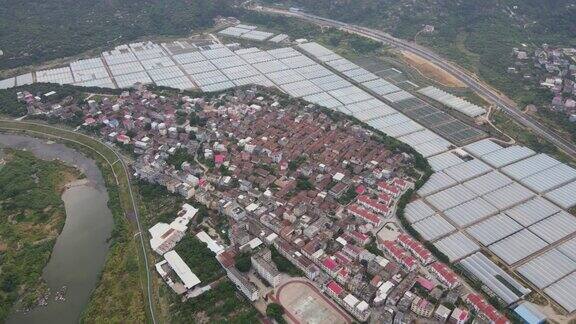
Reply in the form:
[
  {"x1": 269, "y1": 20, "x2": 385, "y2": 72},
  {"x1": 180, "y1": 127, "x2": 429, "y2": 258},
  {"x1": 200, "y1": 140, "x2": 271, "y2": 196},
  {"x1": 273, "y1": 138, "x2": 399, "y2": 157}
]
[
  {"x1": 489, "y1": 229, "x2": 548, "y2": 265},
  {"x1": 517, "y1": 249, "x2": 576, "y2": 289},
  {"x1": 434, "y1": 232, "x2": 480, "y2": 262},
  {"x1": 460, "y1": 252, "x2": 530, "y2": 304},
  {"x1": 466, "y1": 213, "x2": 523, "y2": 246}
]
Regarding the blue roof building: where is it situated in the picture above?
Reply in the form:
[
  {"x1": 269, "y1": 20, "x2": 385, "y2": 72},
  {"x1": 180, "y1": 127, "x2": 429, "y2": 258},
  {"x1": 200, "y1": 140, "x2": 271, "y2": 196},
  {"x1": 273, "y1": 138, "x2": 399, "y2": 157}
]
[{"x1": 514, "y1": 303, "x2": 546, "y2": 324}]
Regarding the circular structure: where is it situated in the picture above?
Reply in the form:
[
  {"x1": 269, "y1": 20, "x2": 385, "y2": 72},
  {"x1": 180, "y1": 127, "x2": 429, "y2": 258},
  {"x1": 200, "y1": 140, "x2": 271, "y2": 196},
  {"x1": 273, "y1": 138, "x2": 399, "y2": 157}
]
[{"x1": 275, "y1": 279, "x2": 352, "y2": 324}]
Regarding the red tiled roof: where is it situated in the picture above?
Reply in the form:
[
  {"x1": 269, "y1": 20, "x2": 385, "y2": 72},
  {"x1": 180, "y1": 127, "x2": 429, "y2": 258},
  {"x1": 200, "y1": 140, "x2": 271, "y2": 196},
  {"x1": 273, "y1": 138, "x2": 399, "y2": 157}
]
[
  {"x1": 322, "y1": 257, "x2": 339, "y2": 271},
  {"x1": 466, "y1": 293, "x2": 509, "y2": 324},
  {"x1": 327, "y1": 280, "x2": 344, "y2": 295},
  {"x1": 358, "y1": 195, "x2": 390, "y2": 214},
  {"x1": 403, "y1": 256, "x2": 416, "y2": 269},
  {"x1": 378, "y1": 181, "x2": 399, "y2": 194},
  {"x1": 430, "y1": 262, "x2": 459, "y2": 286},
  {"x1": 416, "y1": 277, "x2": 435, "y2": 291},
  {"x1": 351, "y1": 231, "x2": 369, "y2": 243},
  {"x1": 348, "y1": 204, "x2": 381, "y2": 225}
]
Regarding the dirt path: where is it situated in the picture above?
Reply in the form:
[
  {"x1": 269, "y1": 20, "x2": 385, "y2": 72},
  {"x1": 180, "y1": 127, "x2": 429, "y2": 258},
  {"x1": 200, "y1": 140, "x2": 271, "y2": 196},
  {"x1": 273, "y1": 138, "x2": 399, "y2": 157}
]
[{"x1": 401, "y1": 51, "x2": 466, "y2": 88}]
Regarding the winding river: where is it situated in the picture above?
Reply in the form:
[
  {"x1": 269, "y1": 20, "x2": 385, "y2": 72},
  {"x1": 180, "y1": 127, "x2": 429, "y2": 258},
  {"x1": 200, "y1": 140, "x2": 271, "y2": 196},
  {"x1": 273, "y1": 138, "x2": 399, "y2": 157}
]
[{"x1": 1, "y1": 134, "x2": 114, "y2": 324}]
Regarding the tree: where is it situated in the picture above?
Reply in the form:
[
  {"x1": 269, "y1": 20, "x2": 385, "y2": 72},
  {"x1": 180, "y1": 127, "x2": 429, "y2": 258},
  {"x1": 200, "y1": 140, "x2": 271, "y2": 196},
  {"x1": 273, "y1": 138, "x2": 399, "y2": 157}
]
[
  {"x1": 235, "y1": 252, "x2": 251, "y2": 273},
  {"x1": 296, "y1": 177, "x2": 314, "y2": 191},
  {"x1": 266, "y1": 303, "x2": 285, "y2": 323}
]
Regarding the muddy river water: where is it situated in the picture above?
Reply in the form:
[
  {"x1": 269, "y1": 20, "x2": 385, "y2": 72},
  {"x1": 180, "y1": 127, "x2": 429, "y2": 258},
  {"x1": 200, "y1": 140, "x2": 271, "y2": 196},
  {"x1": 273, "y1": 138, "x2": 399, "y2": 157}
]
[{"x1": 1, "y1": 134, "x2": 114, "y2": 324}]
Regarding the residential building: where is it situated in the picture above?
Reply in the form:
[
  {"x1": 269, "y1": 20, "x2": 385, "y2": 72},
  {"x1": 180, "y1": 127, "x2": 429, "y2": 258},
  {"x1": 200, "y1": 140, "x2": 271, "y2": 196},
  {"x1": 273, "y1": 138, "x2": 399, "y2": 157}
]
[{"x1": 251, "y1": 248, "x2": 281, "y2": 287}]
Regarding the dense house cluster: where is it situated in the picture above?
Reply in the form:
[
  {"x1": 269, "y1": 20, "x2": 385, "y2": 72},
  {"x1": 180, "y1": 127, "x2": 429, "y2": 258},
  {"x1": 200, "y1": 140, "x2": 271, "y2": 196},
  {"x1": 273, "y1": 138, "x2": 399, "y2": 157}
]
[{"x1": 19, "y1": 85, "x2": 515, "y2": 322}]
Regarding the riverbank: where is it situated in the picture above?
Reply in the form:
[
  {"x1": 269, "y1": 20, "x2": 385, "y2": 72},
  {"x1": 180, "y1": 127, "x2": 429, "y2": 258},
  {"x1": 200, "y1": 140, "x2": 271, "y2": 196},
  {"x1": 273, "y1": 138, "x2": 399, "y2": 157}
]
[
  {"x1": 0, "y1": 147, "x2": 80, "y2": 321},
  {"x1": 0, "y1": 121, "x2": 152, "y2": 323}
]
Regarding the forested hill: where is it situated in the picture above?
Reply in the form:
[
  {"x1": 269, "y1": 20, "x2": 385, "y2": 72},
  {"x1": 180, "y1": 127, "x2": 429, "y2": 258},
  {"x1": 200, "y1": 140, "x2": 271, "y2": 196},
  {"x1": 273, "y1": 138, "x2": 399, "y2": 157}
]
[
  {"x1": 263, "y1": 0, "x2": 576, "y2": 106},
  {"x1": 267, "y1": 0, "x2": 576, "y2": 44},
  {"x1": 0, "y1": 0, "x2": 232, "y2": 70}
]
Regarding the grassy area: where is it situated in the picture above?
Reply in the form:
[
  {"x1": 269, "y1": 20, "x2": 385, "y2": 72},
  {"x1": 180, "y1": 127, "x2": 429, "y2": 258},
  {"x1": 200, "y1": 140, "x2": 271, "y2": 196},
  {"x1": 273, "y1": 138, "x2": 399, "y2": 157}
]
[
  {"x1": 0, "y1": 149, "x2": 80, "y2": 321},
  {"x1": 270, "y1": 246, "x2": 305, "y2": 277},
  {"x1": 0, "y1": 120, "x2": 150, "y2": 323},
  {"x1": 136, "y1": 180, "x2": 184, "y2": 225},
  {"x1": 174, "y1": 236, "x2": 224, "y2": 283},
  {"x1": 168, "y1": 280, "x2": 259, "y2": 324}
]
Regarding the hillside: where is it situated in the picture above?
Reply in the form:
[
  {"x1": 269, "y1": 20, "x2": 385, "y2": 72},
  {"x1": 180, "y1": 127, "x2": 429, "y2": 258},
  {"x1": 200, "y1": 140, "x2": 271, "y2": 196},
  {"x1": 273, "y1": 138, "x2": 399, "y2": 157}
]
[
  {"x1": 263, "y1": 0, "x2": 576, "y2": 104},
  {"x1": 0, "y1": 0, "x2": 231, "y2": 70}
]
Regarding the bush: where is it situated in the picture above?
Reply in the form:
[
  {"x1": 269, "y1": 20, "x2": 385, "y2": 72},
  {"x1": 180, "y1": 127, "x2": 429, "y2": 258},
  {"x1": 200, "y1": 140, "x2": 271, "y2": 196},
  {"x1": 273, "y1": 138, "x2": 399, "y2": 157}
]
[
  {"x1": 266, "y1": 303, "x2": 285, "y2": 323},
  {"x1": 235, "y1": 252, "x2": 252, "y2": 273}
]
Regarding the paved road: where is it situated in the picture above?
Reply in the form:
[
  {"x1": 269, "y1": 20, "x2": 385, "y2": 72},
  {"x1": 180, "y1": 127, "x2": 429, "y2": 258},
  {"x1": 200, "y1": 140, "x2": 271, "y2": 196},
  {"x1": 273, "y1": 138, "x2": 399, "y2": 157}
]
[
  {"x1": 255, "y1": 6, "x2": 576, "y2": 159},
  {"x1": 0, "y1": 120, "x2": 157, "y2": 324}
]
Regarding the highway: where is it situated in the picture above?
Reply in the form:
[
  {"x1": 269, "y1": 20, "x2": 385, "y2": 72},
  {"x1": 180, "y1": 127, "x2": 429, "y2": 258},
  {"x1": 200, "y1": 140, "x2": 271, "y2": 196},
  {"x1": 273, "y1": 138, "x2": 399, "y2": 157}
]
[{"x1": 255, "y1": 6, "x2": 576, "y2": 159}]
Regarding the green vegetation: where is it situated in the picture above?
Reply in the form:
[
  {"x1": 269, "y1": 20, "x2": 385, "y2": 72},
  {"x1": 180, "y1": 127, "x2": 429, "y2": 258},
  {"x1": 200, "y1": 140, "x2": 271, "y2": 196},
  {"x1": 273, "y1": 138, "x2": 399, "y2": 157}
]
[
  {"x1": 266, "y1": 303, "x2": 286, "y2": 324},
  {"x1": 288, "y1": 155, "x2": 307, "y2": 171},
  {"x1": 270, "y1": 246, "x2": 305, "y2": 277},
  {"x1": 0, "y1": 149, "x2": 79, "y2": 321},
  {"x1": 0, "y1": 120, "x2": 148, "y2": 323},
  {"x1": 235, "y1": 252, "x2": 252, "y2": 273},
  {"x1": 136, "y1": 180, "x2": 184, "y2": 225},
  {"x1": 264, "y1": 0, "x2": 576, "y2": 142},
  {"x1": 0, "y1": 83, "x2": 120, "y2": 117},
  {"x1": 174, "y1": 236, "x2": 224, "y2": 283},
  {"x1": 188, "y1": 112, "x2": 207, "y2": 127},
  {"x1": 0, "y1": 0, "x2": 233, "y2": 70},
  {"x1": 337, "y1": 186, "x2": 358, "y2": 205},
  {"x1": 492, "y1": 110, "x2": 573, "y2": 164},
  {"x1": 236, "y1": 9, "x2": 382, "y2": 57},
  {"x1": 366, "y1": 238, "x2": 383, "y2": 257},
  {"x1": 296, "y1": 176, "x2": 314, "y2": 191},
  {"x1": 166, "y1": 148, "x2": 195, "y2": 170},
  {"x1": 169, "y1": 280, "x2": 259, "y2": 323}
]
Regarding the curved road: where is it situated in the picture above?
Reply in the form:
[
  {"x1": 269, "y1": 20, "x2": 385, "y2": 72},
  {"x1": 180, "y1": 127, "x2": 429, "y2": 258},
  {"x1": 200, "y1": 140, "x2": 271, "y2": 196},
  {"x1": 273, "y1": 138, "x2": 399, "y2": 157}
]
[
  {"x1": 0, "y1": 120, "x2": 157, "y2": 324},
  {"x1": 255, "y1": 6, "x2": 576, "y2": 159}
]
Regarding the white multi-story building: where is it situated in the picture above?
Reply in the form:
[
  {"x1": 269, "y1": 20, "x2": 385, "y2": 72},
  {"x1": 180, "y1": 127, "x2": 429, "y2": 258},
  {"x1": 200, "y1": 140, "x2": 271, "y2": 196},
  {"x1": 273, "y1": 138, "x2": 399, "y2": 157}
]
[{"x1": 251, "y1": 248, "x2": 281, "y2": 287}]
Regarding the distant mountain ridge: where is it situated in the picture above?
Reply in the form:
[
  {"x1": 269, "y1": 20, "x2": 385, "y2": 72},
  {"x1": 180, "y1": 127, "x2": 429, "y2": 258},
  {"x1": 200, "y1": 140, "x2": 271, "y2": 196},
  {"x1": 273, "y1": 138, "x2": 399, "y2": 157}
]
[{"x1": 0, "y1": 0, "x2": 232, "y2": 70}]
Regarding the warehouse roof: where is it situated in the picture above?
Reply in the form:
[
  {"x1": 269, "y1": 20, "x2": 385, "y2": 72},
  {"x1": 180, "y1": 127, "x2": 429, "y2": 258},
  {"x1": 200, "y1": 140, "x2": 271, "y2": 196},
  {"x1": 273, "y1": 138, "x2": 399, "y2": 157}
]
[
  {"x1": 405, "y1": 199, "x2": 436, "y2": 224},
  {"x1": 558, "y1": 237, "x2": 576, "y2": 262},
  {"x1": 462, "y1": 171, "x2": 513, "y2": 196},
  {"x1": 463, "y1": 139, "x2": 503, "y2": 157},
  {"x1": 425, "y1": 184, "x2": 477, "y2": 211},
  {"x1": 520, "y1": 163, "x2": 576, "y2": 193},
  {"x1": 443, "y1": 197, "x2": 498, "y2": 227},
  {"x1": 427, "y1": 152, "x2": 465, "y2": 171},
  {"x1": 528, "y1": 211, "x2": 576, "y2": 244},
  {"x1": 483, "y1": 183, "x2": 534, "y2": 210},
  {"x1": 544, "y1": 180, "x2": 576, "y2": 209},
  {"x1": 164, "y1": 250, "x2": 201, "y2": 289},
  {"x1": 417, "y1": 172, "x2": 457, "y2": 196},
  {"x1": 443, "y1": 159, "x2": 492, "y2": 182},
  {"x1": 480, "y1": 145, "x2": 535, "y2": 168},
  {"x1": 501, "y1": 153, "x2": 561, "y2": 180}
]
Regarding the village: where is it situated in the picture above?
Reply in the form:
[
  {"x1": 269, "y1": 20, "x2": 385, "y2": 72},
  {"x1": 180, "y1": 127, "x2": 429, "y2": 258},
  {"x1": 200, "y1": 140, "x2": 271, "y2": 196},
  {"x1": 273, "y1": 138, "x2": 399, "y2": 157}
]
[
  {"x1": 511, "y1": 45, "x2": 576, "y2": 122},
  {"x1": 12, "y1": 84, "x2": 518, "y2": 324}
]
